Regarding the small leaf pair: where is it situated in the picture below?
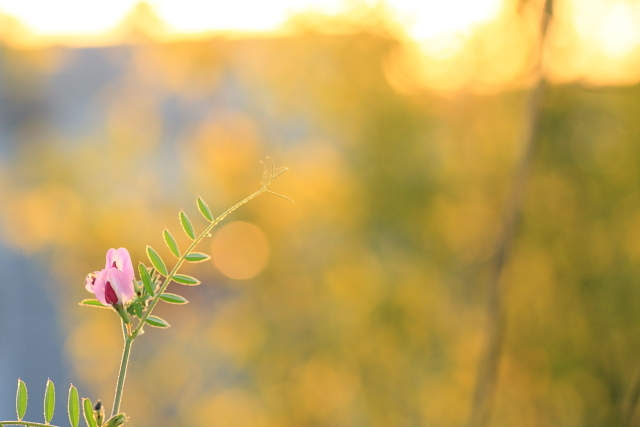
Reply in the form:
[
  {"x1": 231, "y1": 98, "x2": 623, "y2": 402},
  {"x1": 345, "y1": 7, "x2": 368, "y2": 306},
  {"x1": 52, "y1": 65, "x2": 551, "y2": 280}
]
[
  {"x1": 143, "y1": 294, "x2": 189, "y2": 328},
  {"x1": 144, "y1": 250, "x2": 200, "y2": 287},
  {"x1": 177, "y1": 196, "x2": 215, "y2": 242},
  {"x1": 162, "y1": 197, "x2": 212, "y2": 257}
]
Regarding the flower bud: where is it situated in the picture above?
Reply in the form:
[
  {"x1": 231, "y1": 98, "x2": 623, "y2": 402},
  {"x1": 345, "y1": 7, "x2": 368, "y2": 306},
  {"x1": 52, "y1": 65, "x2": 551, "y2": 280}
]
[
  {"x1": 103, "y1": 413, "x2": 127, "y2": 427},
  {"x1": 93, "y1": 400, "x2": 105, "y2": 426}
]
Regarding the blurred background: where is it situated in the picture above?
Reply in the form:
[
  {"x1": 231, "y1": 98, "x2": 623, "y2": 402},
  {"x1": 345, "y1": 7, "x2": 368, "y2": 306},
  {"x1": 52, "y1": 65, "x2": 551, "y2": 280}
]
[{"x1": 1, "y1": 0, "x2": 640, "y2": 426}]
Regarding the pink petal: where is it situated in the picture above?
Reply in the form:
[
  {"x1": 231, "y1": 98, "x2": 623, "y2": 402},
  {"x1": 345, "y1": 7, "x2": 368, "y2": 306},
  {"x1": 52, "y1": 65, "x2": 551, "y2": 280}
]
[
  {"x1": 84, "y1": 271, "x2": 100, "y2": 293},
  {"x1": 104, "y1": 281, "x2": 119, "y2": 305},
  {"x1": 105, "y1": 248, "x2": 135, "y2": 283},
  {"x1": 107, "y1": 267, "x2": 135, "y2": 305},
  {"x1": 92, "y1": 269, "x2": 110, "y2": 306}
]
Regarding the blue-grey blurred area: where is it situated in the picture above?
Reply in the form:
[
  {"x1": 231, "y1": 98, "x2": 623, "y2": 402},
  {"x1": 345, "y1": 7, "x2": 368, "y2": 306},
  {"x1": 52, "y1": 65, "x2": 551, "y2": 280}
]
[
  {"x1": 3, "y1": 6, "x2": 640, "y2": 427},
  {"x1": 0, "y1": 245, "x2": 69, "y2": 424}
]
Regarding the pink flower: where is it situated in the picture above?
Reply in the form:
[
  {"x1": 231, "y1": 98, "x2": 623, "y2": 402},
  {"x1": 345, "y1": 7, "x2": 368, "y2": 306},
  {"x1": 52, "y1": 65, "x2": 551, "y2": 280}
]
[
  {"x1": 86, "y1": 248, "x2": 135, "y2": 307},
  {"x1": 105, "y1": 248, "x2": 135, "y2": 284},
  {"x1": 93, "y1": 268, "x2": 135, "y2": 306}
]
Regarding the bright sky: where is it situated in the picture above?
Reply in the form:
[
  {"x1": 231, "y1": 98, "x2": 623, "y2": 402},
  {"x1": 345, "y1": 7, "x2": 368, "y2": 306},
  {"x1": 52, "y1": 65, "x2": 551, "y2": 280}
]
[
  {"x1": 0, "y1": 0, "x2": 502, "y2": 40},
  {"x1": 571, "y1": 0, "x2": 640, "y2": 59},
  {"x1": 2, "y1": 0, "x2": 640, "y2": 86}
]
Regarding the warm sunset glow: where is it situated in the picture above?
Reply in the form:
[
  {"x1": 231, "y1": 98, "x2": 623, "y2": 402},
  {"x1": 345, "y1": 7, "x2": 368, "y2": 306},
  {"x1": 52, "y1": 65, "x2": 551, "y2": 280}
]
[
  {"x1": 595, "y1": 1, "x2": 640, "y2": 58},
  {"x1": 152, "y1": 0, "x2": 344, "y2": 33},
  {"x1": 541, "y1": 0, "x2": 640, "y2": 86},
  {"x1": 0, "y1": 0, "x2": 502, "y2": 39},
  {"x1": 2, "y1": 0, "x2": 640, "y2": 86},
  {"x1": 0, "y1": 0, "x2": 134, "y2": 35},
  {"x1": 570, "y1": 0, "x2": 640, "y2": 59},
  {"x1": 392, "y1": 0, "x2": 502, "y2": 40}
]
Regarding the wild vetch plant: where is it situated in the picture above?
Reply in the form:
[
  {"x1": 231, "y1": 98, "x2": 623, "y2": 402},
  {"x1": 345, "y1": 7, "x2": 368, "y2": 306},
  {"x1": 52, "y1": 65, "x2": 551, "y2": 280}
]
[{"x1": 1, "y1": 159, "x2": 289, "y2": 427}]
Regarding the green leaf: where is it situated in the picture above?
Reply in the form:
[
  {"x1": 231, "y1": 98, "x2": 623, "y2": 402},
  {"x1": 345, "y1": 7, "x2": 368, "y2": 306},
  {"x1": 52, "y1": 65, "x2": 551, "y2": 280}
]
[
  {"x1": 44, "y1": 379, "x2": 55, "y2": 424},
  {"x1": 160, "y1": 293, "x2": 189, "y2": 304},
  {"x1": 179, "y1": 210, "x2": 196, "y2": 240},
  {"x1": 146, "y1": 315, "x2": 171, "y2": 328},
  {"x1": 197, "y1": 196, "x2": 214, "y2": 222},
  {"x1": 185, "y1": 252, "x2": 211, "y2": 263},
  {"x1": 68, "y1": 385, "x2": 79, "y2": 427},
  {"x1": 172, "y1": 274, "x2": 201, "y2": 286},
  {"x1": 138, "y1": 263, "x2": 155, "y2": 296},
  {"x1": 146, "y1": 246, "x2": 168, "y2": 276},
  {"x1": 163, "y1": 229, "x2": 180, "y2": 258},
  {"x1": 133, "y1": 301, "x2": 143, "y2": 318},
  {"x1": 79, "y1": 299, "x2": 108, "y2": 309},
  {"x1": 83, "y1": 398, "x2": 97, "y2": 427},
  {"x1": 16, "y1": 379, "x2": 27, "y2": 421}
]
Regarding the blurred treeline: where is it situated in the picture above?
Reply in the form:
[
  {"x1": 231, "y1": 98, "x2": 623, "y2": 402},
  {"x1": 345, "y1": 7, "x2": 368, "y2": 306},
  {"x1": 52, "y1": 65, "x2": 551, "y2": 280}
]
[{"x1": 1, "y1": 3, "x2": 640, "y2": 427}]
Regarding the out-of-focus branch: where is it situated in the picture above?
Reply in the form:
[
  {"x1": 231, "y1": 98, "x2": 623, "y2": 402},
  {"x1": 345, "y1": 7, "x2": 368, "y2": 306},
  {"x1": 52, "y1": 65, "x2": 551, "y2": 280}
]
[
  {"x1": 623, "y1": 371, "x2": 640, "y2": 427},
  {"x1": 622, "y1": 337, "x2": 640, "y2": 423},
  {"x1": 467, "y1": 1, "x2": 553, "y2": 427}
]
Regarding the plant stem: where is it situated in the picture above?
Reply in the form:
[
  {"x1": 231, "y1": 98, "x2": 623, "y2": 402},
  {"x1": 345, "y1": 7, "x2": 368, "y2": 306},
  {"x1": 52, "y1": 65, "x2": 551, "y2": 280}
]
[
  {"x1": 0, "y1": 422, "x2": 60, "y2": 427},
  {"x1": 107, "y1": 166, "x2": 286, "y2": 419},
  {"x1": 131, "y1": 179, "x2": 278, "y2": 338},
  {"x1": 111, "y1": 322, "x2": 133, "y2": 417}
]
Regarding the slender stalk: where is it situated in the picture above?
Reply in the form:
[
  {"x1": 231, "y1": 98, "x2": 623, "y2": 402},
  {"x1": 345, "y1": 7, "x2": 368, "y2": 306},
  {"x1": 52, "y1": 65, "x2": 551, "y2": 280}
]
[
  {"x1": 111, "y1": 323, "x2": 133, "y2": 417},
  {"x1": 0, "y1": 422, "x2": 61, "y2": 427},
  {"x1": 623, "y1": 369, "x2": 640, "y2": 427},
  {"x1": 467, "y1": 2, "x2": 553, "y2": 427}
]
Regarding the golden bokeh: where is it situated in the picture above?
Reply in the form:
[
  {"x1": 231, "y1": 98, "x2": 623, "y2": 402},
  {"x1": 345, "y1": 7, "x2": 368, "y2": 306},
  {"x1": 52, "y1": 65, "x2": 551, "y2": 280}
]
[{"x1": 211, "y1": 221, "x2": 270, "y2": 280}]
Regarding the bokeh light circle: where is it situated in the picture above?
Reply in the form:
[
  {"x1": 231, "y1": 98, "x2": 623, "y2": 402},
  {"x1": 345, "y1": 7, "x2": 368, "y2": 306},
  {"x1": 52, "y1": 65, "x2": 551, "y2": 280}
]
[{"x1": 211, "y1": 221, "x2": 269, "y2": 280}]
